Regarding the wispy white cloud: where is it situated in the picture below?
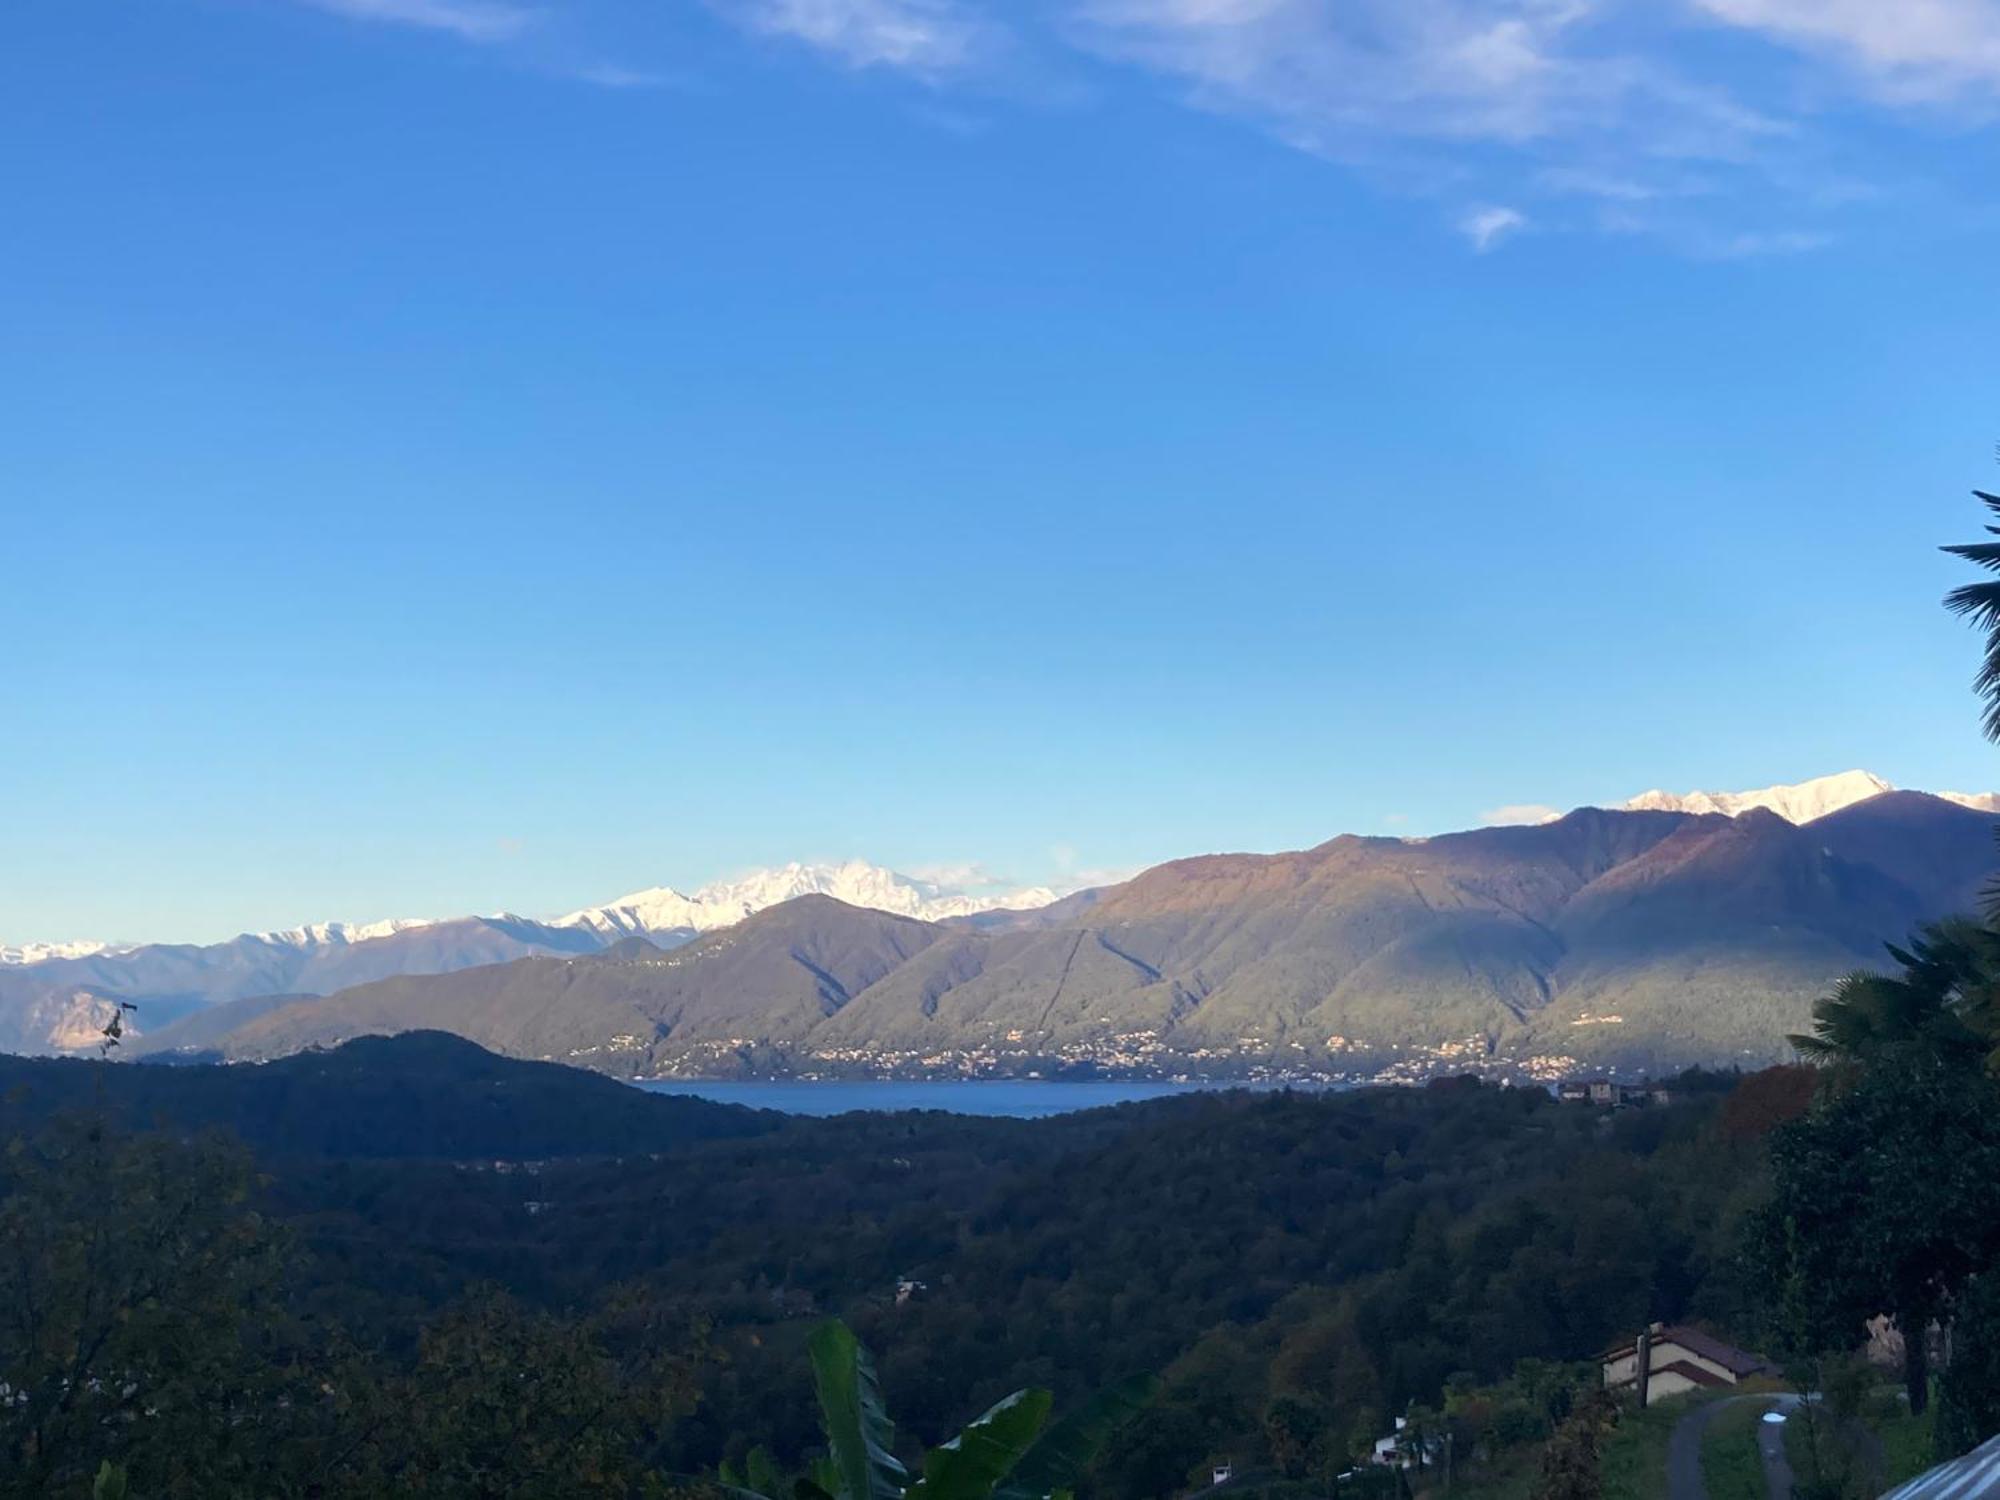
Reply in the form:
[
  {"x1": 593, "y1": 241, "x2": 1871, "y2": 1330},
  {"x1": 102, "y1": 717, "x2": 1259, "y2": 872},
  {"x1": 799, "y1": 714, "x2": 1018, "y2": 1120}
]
[
  {"x1": 711, "y1": 0, "x2": 994, "y2": 74},
  {"x1": 1059, "y1": 0, "x2": 1811, "y2": 246},
  {"x1": 299, "y1": 0, "x2": 535, "y2": 44},
  {"x1": 1063, "y1": 0, "x2": 1792, "y2": 161},
  {"x1": 1702, "y1": 227, "x2": 1835, "y2": 258},
  {"x1": 1480, "y1": 802, "x2": 1563, "y2": 825},
  {"x1": 1691, "y1": 0, "x2": 2000, "y2": 104},
  {"x1": 906, "y1": 860, "x2": 1008, "y2": 890},
  {"x1": 1461, "y1": 203, "x2": 1527, "y2": 249},
  {"x1": 280, "y1": 0, "x2": 1996, "y2": 250},
  {"x1": 1068, "y1": 0, "x2": 1631, "y2": 148}
]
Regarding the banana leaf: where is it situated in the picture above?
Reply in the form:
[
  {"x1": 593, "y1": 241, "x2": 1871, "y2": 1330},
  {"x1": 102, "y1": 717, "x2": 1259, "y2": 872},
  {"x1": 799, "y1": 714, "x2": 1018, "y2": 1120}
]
[
  {"x1": 993, "y1": 1374, "x2": 1159, "y2": 1500},
  {"x1": 906, "y1": 1389, "x2": 1052, "y2": 1500},
  {"x1": 809, "y1": 1320, "x2": 909, "y2": 1500}
]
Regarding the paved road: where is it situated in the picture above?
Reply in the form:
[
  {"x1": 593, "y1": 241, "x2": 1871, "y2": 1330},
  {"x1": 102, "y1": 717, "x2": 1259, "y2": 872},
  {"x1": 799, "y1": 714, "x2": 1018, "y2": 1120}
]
[
  {"x1": 1755, "y1": 1402, "x2": 1796, "y2": 1499},
  {"x1": 1666, "y1": 1394, "x2": 1801, "y2": 1500}
]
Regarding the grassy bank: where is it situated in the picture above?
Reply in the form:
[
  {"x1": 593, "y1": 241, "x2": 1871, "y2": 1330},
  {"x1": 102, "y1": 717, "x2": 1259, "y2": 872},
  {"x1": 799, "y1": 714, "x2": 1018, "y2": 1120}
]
[{"x1": 1700, "y1": 1401, "x2": 1770, "y2": 1500}]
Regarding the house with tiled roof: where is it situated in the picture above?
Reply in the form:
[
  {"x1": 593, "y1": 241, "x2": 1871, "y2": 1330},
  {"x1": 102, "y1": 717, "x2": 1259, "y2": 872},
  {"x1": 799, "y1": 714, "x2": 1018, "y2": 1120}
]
[{"x1": 1601, "y1": 1323, "x2": 1777, "y2": 1406}]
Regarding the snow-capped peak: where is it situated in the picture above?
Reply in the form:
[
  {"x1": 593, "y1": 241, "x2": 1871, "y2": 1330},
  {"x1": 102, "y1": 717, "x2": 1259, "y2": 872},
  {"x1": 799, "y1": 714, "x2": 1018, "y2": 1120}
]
[
  {"x1": 557, "y1": 860, "x2": 1063, "y2": 940},
  {"x1": 1619, "y1": 770, "x2": 2000, "y2": 825},
  {"x1": 1941, "y1": 790, "x2": 2000, "y2": 814},
  {"x1": 0, "y1": 939, "x2": 117, "y2": 967},
  {"x1": 249, "y1": 916, "x2": 439, "y2": 950}
]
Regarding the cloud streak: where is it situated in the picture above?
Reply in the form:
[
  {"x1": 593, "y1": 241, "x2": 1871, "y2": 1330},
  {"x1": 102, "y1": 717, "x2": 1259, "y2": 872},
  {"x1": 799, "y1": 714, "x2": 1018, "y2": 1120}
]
[
  {"x1": 711, "y1": 0, "x2": 994, "y2": 74},
  {"x1": 1692, "y1": 0, "x2": 2000, "y2": 103},
  {"x1": 299, "y1": 0, "x2": 535, "y2": 44},
  {"x1": 283, "y1": 0, "x2": 2000, "y2": 250},
  {"x1": 1062, "y1": 0, "x2": 1817, "y2": 246},
  {"x1": 1461, "y1": 203, "x2": 1527, "y2": 250}
]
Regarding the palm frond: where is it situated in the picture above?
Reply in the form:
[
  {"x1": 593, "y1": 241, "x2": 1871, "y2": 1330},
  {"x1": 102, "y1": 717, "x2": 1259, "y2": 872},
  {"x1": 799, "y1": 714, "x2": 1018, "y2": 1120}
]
[
  {"x1": 1942, "y1": 542, "x2": 2000, "y2": 575},
  {"x1": 1945, "y1": 487, "x2": 2000, "y2": 739},
  {"x1": 1788, "y1": 1032, "x2": 1840, "y2": 1063}
]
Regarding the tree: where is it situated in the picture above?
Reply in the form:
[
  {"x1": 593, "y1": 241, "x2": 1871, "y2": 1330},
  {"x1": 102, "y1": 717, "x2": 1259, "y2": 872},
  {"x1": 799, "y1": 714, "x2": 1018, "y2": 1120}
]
[
  {"x1": 1790, "y1": 919, "x2": 1998, "y2": 1069},
  {"x1": 1749, "y1": 1055, "x2": 2000, "y2": 1413},
  {"x1": 1937, "y1": 1271, "x2": 2000, "y2": 1462},
  {"x1": 1943, "y1": 484, "x2": 2000, "y2": 742},
  {"x1": 341, "y1": 1285, "x2": 704, "y2": 1497},
  {"x1": 1529, "y1": 1391, "x2": 1617, "y2": 1500},
  {"x1": 0, "y1": 1114, "x2": 292, "y2": 1497},
  {"x1": 1260, "y1": 1392, "x2": 1330, "y2": 1480}
]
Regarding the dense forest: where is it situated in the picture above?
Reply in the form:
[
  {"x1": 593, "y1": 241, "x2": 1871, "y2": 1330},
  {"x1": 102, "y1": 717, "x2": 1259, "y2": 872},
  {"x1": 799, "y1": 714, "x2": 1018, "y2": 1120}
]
[
  {"x1": 9, "y1": 969, "x2": 2000, "y2": 1498},
  {"x1": 0, "y1": 1033, "x2": 1785, "y2": 1497}
]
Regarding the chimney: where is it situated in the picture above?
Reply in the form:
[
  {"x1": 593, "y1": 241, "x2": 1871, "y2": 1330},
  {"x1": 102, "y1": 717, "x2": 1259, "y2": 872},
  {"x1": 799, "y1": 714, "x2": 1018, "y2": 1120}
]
[{"x1": 1636, "y1": 1328, "x2": 1653, "y2": 1410}]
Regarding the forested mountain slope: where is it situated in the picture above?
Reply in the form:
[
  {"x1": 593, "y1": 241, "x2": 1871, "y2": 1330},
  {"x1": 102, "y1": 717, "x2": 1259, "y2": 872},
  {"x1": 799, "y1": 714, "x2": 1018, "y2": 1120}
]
[{"x1": 166, "y1": 794, "x2": 1996, "y2": 1079}]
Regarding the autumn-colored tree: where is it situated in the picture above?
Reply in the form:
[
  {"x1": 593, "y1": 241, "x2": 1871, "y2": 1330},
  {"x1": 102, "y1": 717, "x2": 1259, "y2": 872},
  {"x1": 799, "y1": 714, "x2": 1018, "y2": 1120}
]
[
  {"x1": 0, "y1": 1115, "x2": 292, "y2": 1498},
  {"x1": 1529, "y1": 1391, "x2": 1617, "y2": 1500}
]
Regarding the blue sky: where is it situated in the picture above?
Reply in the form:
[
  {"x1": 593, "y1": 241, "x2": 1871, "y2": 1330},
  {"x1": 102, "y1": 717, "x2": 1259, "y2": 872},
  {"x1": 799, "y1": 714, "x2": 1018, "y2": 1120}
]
[{"x1": 7, "y1": 0, "x2": 2000, "y2": 943}]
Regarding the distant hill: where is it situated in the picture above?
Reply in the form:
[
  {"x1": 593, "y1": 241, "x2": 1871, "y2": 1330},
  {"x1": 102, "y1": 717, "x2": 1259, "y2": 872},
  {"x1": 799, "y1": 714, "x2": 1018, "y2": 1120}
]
[
  {"x1": 0, "y1": 861, "x2": 1071, "y2": 1055},
  {"x1": 0, "y1": 915, "x2": 613, "y2": 1053},
  {"x1": 0, "y1": 1031, "x2": 776, "y2": 1158},
  {"x1": 168, "y1": 793, "x2": 2000, "y2": 1081}
]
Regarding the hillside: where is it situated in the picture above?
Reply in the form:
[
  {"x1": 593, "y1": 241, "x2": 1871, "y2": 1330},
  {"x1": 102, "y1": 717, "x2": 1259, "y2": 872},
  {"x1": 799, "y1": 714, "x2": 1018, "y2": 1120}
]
[
  {"x1": 170, "y1": 792, "x2": 1999, "y2": 1080},
  {"x1": 0, "y1": 1031, "x2": 775, "y2": 1158},
  {"x1": 0, "y1": 860, "x2": 1063, "y2": 1055},
  {"x1": 0, "y1": 915, "x2": 613, "y2": 1054}
]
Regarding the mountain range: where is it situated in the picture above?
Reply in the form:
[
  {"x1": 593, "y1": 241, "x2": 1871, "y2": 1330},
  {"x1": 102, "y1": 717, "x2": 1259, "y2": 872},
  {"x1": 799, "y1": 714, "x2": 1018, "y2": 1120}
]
[
  {"x1": 1619, "y1": 768, "x2": 2000, "y2": 822},
  {"x1": 0, "y1": 861, "x2": 1063, "y2": 1054},
  {"x1": 93, "y1": 782, "x2": 2000, "y2": 1084},
  {"x1": 8, "y1": 771, "x2": 1997, "y2": 1078}
]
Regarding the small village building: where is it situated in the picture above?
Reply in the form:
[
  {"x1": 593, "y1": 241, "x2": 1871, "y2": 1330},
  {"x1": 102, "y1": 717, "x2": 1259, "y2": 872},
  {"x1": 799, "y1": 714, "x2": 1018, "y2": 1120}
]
[
  {"x1": 1602, "y1": 1323, "x2": 1775, "y2": 1405},
  {"x1": 1367, "y1": 1417, "x2": 1445, "y2": 1469},
  {"x1": 1370, "y1": 1418, "x2": 1409, "y2": 1466}
]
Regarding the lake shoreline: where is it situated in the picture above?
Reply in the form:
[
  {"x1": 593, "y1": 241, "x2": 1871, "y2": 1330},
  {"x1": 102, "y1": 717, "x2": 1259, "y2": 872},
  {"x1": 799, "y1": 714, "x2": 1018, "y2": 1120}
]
[{"x1": 631, "y1": 1076, "x2": 1350, "y2": 1118}]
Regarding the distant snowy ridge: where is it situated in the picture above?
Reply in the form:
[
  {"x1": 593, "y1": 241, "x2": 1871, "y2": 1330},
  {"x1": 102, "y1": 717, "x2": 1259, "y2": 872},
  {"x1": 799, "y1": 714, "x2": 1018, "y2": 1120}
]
[
  {"x1": 0, "y1": 940, "x2": 117, "y2": 967},
  {"x1": 557, "y1": 860, "x2": 1063, "y2": 940},
  {"x1": 1620, "y1": 769, "x2": 2000, "y2": 824},
  {"x1": 0, "y1": 918, "x2": 443, "y2": 967},
  {"x1": 254, "y1": 917, "x2": 441, "y2": 949},
  {"x1": 0, "y1": 862, "x2": 1065, "y2": 971}
]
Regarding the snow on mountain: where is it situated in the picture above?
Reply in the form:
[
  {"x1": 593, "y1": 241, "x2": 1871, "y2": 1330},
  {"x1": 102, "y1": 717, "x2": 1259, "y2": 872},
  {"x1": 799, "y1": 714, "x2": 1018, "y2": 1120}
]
[
  {"x1": 251, "y1": 917, "x2": 439, "y2": 950},
  {"x1": 1619, "y1": 770, "x2": 2000, "y2": 825},
  {"x1": 1, "y1": 866, "x2": 1063, "y2": 977},
  {"x1": 0, "y1": 940, "x2": 117, "y2": 967},
  {"x1": 1940, "y1": 790, "x2": 2000, "y2": 814},
  {"x1": 2, "y1": 918, "x2": 441, "y2": 968},
  {"x1": 0, "y1": 920, "x2": 444, "y2": 965},
  {"x1": 557, "y1": 860, "x2": 1064, "y2": 940}
]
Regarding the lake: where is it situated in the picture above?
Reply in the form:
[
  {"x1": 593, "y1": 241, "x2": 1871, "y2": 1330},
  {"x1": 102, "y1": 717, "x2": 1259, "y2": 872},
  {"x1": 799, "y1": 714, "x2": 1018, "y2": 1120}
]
[{"x1": 632, "y1": 1078, "x2": 1297, "y2": 1118}]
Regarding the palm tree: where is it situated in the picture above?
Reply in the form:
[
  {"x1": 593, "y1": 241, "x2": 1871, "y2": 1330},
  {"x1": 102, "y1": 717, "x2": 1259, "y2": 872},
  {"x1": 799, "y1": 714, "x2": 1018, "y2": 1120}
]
[
  {"x1": 1944, "y1": 486, "x2": 2000, "y2": 741},
  {"x1": 717, "y1": 1321, "x2": 1154, "y2": 1500},
  {"x1": 1791, "y1": 917, "x2": 1999, "y2": 1067}
]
